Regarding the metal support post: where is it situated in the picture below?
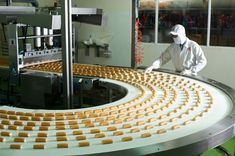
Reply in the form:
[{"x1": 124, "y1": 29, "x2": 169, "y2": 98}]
[
  {"x1": 61, "y1": 0, "x2": 73, "y2": 109},
  {"x1": 7, "y1": 24, "x2": 21, "y2": 86},
  {"x1": 6, "y1": 0, "x2": 12, "y2": 6},
  {"x1": 72, "y1": 23, "x2": 76, "y2": 62}
]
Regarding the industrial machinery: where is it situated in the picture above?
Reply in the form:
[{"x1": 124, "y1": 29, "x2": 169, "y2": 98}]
[
  {"x1": 0, "y1": 3, "x2": 105, "y2": 108},
  {"x1": 0, "y1": 64, "x2": 234, "y2": 156},
  {"x1": 0, "y1": 1, "x2": 234, "y2": 156}
]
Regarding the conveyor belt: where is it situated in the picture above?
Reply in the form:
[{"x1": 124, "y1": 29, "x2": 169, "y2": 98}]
[{"x1": 0, "y1": 62, "x2": 234, "y2": 156}]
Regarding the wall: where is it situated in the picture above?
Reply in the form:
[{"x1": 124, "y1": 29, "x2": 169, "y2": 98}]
[
  {"x1": 74, "y1": 0, "x2": 132, "y2": 67},
  {"x1": 140, "y1": 43, "x2": 235, "y2": 89}
]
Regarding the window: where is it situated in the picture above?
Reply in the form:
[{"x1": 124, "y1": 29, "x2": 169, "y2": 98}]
[
  {"x1": 210, "y1": 0, "x2": 235, "y2": 47},
  {"x1": 158, "y1": 0, "x2": 208, "y2": 45},
  {"x1": 139, "y1": 0, "x2": 235, "y2": 47},
  {"x1": 139, "y1": 0, "x2": 156, "y2": 43}
]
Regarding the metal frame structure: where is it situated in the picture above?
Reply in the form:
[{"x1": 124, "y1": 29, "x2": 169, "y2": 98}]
[
  {"x1": 61, "y1": 0, "x2": 73, "y2": 109},
  {"x1": 0, "y1": 6, "x2": 62, "y2": 77},
  {"x1": 6, "y1": 23, "x2": 61, "y2": 69},
  {"x1": 2, "y1": 15, "x2": 62, "y2": 86},
  {"x1": 0, "y1": 5, "x2": 103, "y2": 107},
  {"x1": 0, "y1": 6, "x2": 35, "y2": 14},
  {"x1": 60, "y1": 2, "x2": 102, "y2": 108},
  {"x1": 131, "y1": 0, "x2": 136, "y2": 68},
  {"x1": 0, "y1": 0, "x2": 38, "y2": 7}
]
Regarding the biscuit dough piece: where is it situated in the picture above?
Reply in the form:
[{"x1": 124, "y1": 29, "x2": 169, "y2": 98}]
[
  {"x1": 41, "y1": 122, "x2": 50, "y2": 126},
  {"x1": 76, "y1": 135, "x2": 86, "y2": 141},
  {"x1": 33, "y1": 144, "x2": 45, "y2": 149},
  {"x1": 0, "y1": 114, "x2": 8, "y2": 119},
  {"x1": 122, "y1": 124, "x2": 132, "y2": 129},
  {"x1": 130, "y1": 128, "x2": 140, "y2": 133},
  {"x1": 20, "y1": 116, "x2": 30, "y2": 121},
  {"x1": 78, "y1": 141, "x2": 90, "y2": 147},
  {"x1": 184, "y1": 120, "x2": 192, "y2": 125},
  {"x1": 8, "y1": 125, "x2": 18, "y2": 130},
  {"x1": 35, "y1": 113, "x2": 44, "y2": 117},
  {"x1": 39, "y1": 126, "x2": 49, "y2": 131},
  {"x1": 35, "y1": 137, "x2": 47, "y2": 142},
  {"x1": 7, "y1": 111, "x2": 16, "y2": 115},
  {"x1": 113, "y1": 131, "x2": 124, "y2": 136},
  {"x1": 10, "y1": 144, "x2": 22, "y2": 149},
  {"x1": 141, "y1": 133, "x2": 152, "y2": 138},
  {"x1": 144, "y1": 125, "x2": 154, "y2": 130},
  {"x1": 0, "y1": 124, "x2": 5, "y2": 129},
  {"x1": 70, "y1": 125, "x2": 79, "y2": 129},
  {"x1": 68, "y1": 121, "x2": 78, "y2": 125},
  {"x1": 73, "y1": 130, "x2": 83, "y2": 135},
  {"x1": 43, "y1": 117, "x2": 52, "y2": 121},
  {"x1": 56, "y1": 132, "x2": 67, "y2": 136},
  {"x1": 90, "y1": 129, "x2": 101, "y2": 134},
  {"x1": 85, "y1": 123, "x2": 95, "y2": 128},
  {"x1": 27, "y1": 122, "x2": 36, "y2": 126},
  {"x1": 9, "y1": 115, "x2": 18, "y2": 120},
  {"x1": 171, "y1": 125, "x2": 181, "y2": 130},
  {"x1": 37, "y1": 133, "x2": 48, "y2": 137},
  {"x1": 66, "y1": 116, "x2": 76, "y2": 120},
  {"x1": 31, "y1": 116, "x2": 41, "y2": 121},
  {"x1": 56, "y1": 125, "x2": 65, "y2": 130},
  {"x1": 14, "y1": 138, "x2": 26, "y2": 143},
  {"x1": 56, "y1": 122, "x2": 65, "y2": 126},
  {"x1": 156, "y1": 128, "x2": 167, "y2": 134},
  {"x1": 1, "y1": 120, "x2": 11, "y2": 125},
  {"x1": 55, "y1": 116, "x2": 64, "y2": 120},
  {"x1": 102, "y1": 139, "x2": 113, "y2": 144},
  {"x1": 57, "y1": 143, "x2": 68, "y2": 148},
  {"x1": 0, "y1": 137, "x2": 5, "y2": 142},
  {"x1": 94, "y1": 133, "x2": 105, "y2": 138},
  {"x1": 1, "y1": 131, "x2": 12, "y2": 136},
  {"x1": 107, "y1": 126, "x2": 117, "y2": 131},
  {"x1": 14, "y1": 121, "x2": 23, "y2": 126},
  {"x1": 57, "y1": 136, "x2": 68, "y2": 141},
  {"x1": 24, "y1": 126, "x2": 34, "y2": 131},
  {"x1": 121, "y1": 136, "x2": 133, "y2": 142}
]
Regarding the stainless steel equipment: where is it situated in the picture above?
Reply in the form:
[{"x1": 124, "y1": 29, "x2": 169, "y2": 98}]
[
  {"x1": 0, "y1": 0, "x2": 38, "y2": 7},
  {"x1": 20, "y1": 71, "x2": 60, "y2": 108},
  {"x1": 0, "y1": 5, "x2": 103, "y2": 107},
  {"x1": 0, "y1": 66, "x2": 234, "y2": 156},
  {"x1": 0, "y1": 6, "x2": 103, "y2": 74}
]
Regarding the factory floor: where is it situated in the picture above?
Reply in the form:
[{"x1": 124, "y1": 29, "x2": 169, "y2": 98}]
[{"x1": 202, "y1": 137, "x2": 235, "y2": 156}]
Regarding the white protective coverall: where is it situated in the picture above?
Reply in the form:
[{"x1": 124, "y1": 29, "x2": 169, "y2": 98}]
[{"x1": 145, "y1": 24, "x2": 207, "y2": 76}]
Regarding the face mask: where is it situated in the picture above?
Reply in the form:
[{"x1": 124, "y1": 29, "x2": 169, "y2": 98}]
[{"x1": 173, "y1": 35, "x2": 186, "y2": 44}]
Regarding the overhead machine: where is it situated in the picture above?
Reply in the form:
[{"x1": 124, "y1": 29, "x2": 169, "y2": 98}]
[
  {"x1": 0, "y1": 2, "x2": 107, "y2": 108},
  {"x1": 0, "y1": 1, "x2": 235, "y2": 156}
]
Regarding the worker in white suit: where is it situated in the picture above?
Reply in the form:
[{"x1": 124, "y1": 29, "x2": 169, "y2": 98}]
[{"x1": 145, "y1": 24, "x2": 207, "y2": 76}]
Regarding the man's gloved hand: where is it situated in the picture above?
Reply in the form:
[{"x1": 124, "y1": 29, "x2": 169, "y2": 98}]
[
  {"x1": 180, "y1": 69, "x2": 197, "y2": 76},
  {"x1": 145, "y1": 60, "x2": 161, "y2": 74},
  {"x1": 152, "y1": 60, "x2": 161, "y2": 69},
  {"x1": 190, "y1": 67, "x2": 197, "y2": 76},
  {"x1": 180, "y1": 69, "x2": 192, "y2": 76},
  {"x1": 144, "y1": 66, "x2": 154, "y2": 74}
]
